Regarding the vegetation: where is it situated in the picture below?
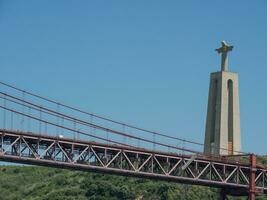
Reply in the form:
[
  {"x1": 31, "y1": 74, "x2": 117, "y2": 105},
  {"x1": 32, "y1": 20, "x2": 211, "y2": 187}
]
[
  {"x1": 0, "y1": 165, "x2": 219, "y2": 200},
  {"x1": 0, "y1": 157, "x2": 267, "y2": 200}
]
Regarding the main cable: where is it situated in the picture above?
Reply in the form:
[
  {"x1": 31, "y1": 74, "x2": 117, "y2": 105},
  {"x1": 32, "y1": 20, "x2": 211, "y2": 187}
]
[
  {"x1": 0, "y1": 81, "x2": 203, "y2": 146},
  {"x1": 0, "y1": 104, "x2": 201, "y2": 155}
]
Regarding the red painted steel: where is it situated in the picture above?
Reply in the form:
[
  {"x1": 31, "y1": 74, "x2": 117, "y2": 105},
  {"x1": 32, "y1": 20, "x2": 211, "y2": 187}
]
[
  {"x1": 249, "y1": 154, "x2": 256, "y2": 200},
  {"x1": 0, "y1": 129, "x2": 267, "y2": 199}
]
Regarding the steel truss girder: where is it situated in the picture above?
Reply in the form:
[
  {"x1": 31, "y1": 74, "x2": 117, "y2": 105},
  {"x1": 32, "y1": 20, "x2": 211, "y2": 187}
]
[{"x1": 0, "y1": 129, "x2": 266, "y2": 192}]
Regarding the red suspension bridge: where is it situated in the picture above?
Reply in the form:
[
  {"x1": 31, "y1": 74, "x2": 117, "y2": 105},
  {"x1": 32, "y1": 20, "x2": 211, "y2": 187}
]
[{"x1": 0, "y1": 81, "x2": 265, "y2": 199}]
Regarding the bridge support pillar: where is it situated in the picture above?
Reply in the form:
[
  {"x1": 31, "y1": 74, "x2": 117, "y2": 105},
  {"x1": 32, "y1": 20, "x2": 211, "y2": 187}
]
[{"x1": 249, "y1": 154, "x2": 256, "y2": 200}]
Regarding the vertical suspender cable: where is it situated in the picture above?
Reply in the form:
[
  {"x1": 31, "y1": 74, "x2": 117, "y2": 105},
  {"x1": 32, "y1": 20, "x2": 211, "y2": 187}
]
[
  {"x1": 56, "y1": 103, "x2": 60, "y2": 135},
  {"x1": 21, "y1": 91, "x2": 25, "y2": 131},
  {"x1": 39, "y1": 109, "x2": 42, "y2": 133},
  {"x1": 153, "y1": 133, "x2": 156, "y2": 151},
  {"x1": 73, "y1": 119, "x2": 76, "y2": 140},
  {"x1": 28, "y1": 107, "x2": 31, "y2": 131},
  {"x1": 122, "y1": 124, "x2": 126, "y2": 145},
  {"x1": 61, "y1": 116, "x2": 64, "y2": 136},
  {"x1": 106, "y1": 130, "x2": 109, "y2": 145},
  {"x1": 10, "y1": 111, "x2": 13, "y2": 130},
  {"x1": 3, "y1": 94, "x2": 6, "y2": 129},
  {"x1": 45, "y1": 122, "x2": 47, "y2": 134}
]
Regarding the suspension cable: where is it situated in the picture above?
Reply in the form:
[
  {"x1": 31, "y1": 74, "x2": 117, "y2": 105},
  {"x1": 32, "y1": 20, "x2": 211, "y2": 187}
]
[
  {"x1": 0, "y1": 81, "x2": 248, "y2": 156},
  {"x1": 0, "y1": 104, "x2": 201, "y2": 154},
  {"x1": 0, "y1": 81, "x2": 203, "y2": 146},
  {"x1": 0, "y1": 95, "x2": 200, "y2": 154}
]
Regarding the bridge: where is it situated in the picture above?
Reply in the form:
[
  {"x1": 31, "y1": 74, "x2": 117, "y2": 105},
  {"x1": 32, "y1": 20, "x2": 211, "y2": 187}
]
[{"x1": 0, "y1": 81, "x2": 265, "y2": 200}]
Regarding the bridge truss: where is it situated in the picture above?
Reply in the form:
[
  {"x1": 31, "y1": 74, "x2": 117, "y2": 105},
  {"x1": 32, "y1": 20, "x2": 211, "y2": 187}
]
[{"x1": 0, "y1": 129, "x2": 265, "y2": 199}]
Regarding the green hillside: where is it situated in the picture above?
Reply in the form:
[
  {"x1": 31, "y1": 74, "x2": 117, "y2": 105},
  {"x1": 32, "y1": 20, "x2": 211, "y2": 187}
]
[{"x1": 0, "y1": 159, "x2": 266, "y2": 200}]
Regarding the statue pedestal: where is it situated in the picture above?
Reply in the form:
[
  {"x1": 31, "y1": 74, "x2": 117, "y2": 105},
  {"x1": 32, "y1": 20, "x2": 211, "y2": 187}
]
[{"x1": 204, "y1": 71, "x2": 241, "y2": 155}]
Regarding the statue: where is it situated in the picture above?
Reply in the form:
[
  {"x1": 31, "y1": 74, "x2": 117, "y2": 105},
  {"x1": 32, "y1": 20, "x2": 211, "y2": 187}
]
[{"x1": 216, "y1": 41, "x2": 233, "y2": 71}]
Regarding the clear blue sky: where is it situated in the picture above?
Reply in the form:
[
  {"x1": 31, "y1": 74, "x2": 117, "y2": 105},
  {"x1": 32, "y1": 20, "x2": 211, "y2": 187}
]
[{"x1": 0, "y1": 1, "x2": 266, "y2": 154}]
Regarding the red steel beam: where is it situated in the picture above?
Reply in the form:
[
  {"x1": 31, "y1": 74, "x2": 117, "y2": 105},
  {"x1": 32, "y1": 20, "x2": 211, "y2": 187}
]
[{"x1": 249, "y1": 154, "x2": 257, "y2": 200}]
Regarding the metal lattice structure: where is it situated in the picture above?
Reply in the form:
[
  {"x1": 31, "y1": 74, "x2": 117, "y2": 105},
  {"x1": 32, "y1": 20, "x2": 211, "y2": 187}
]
[{"x1": 0, "y1": 129, "x2": 266, "y2": 196}]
